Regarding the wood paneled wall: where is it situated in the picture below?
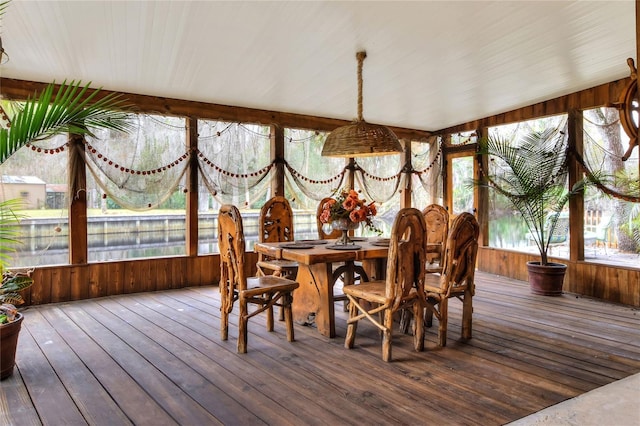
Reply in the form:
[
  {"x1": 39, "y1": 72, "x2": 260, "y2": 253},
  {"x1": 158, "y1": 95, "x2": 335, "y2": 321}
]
[
  {"x1": 22, "y1": 253, "x2": 257, "y2": 306},
  {"x1": 477, "y1": 248, "x2": 640, "y2": 307}
]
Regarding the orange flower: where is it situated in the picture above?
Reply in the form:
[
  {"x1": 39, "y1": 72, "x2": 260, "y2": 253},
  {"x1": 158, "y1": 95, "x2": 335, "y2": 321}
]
[
  {"x1": 342, "y1": 197, "x2": 357, "y2": 211},
  {"x1": 319, "y1": 209, "x2": 331, "y2": 223},
  {"x1": 324, "y1": 199, "x2": 336, "y2": 210},
  {"x1": 349, "y1": 209, "x2": 367, "y2": 222}
]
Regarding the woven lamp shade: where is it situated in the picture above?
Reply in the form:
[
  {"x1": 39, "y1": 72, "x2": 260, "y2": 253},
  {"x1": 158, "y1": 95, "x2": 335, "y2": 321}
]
[
  {"x1": 322, "y1": 51, "x2": 403, "y2": 158},
  {"x1": 321, "y1": 120, "x2": 402, "y2": 157}
]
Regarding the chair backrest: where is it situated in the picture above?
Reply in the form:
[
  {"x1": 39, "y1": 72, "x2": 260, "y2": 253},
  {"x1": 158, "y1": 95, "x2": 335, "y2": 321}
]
[
  {"x1": 422, "y1": 204, "x2": 449, "y2": 264},
  {"x1": 384, "y1": 208, "x2": 427, "y2": 309},
  {"x1": 259, "y1": 196, "x2": 294, "y2": 243},
  {"x1": 218, "y1": 204, "x2": 247, "y2": 295},
  {"x1": 317, "y1": 197, "x2": 342, "y2": 240},
  {"x1": 437, "y1": 212, "x2": 479, "y2": 296},
  {"x1": 547, "y1": 212, "x2": 569, "y2": 245},
  {"x1": 595, "y1": 212, "x2": 613, "y2": 241}
]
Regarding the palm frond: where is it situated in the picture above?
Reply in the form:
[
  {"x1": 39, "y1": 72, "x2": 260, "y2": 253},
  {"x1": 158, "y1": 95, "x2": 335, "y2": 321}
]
[
  {"x1": 0, "y1": 198, "x2": 27, "y2": 272},
  {"x1": 477, "y1": 126, "x2": 577, "y2": 264},
  {"x1": 0, "y1": 80, "x2": 133, "y2": 163}
]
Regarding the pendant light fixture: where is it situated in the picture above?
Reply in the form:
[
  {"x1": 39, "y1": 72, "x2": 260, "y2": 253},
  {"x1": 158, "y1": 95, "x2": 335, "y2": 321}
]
[{"x1": 321, "y1": 51, "x2": 403, "y2": 157}]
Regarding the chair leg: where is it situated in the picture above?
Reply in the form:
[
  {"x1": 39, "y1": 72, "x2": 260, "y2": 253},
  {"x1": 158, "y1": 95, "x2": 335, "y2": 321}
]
[
  {"x1": 382, "y1": 309, "x2": 394, "y2": 362},
  {"x1": 461, "y1": 290, "x2": 473, "y2": 340},
  {"x1": 399, "y1": 309, "x2": 413, "y2": 334},
  {"x1": 266, "y1": 298, "x2": 275, "y2": 332},
  {"x1": 221, "y1": 308, "x2": 229, "y2": 341},
  {"x1": 438, "y1": 298, "x2": 448, "y2": 347},
  {"x1": 345, "y1": 299, "x2": 358, "y2": 349},
  {"x1": 281, "y1": 269, "x2": 296, "y2": 321},
  {"x1": 220, "y1": 285, "x2": 230, "y2": 341},
  {"x1": 413, "y1": 302, "x2": 425, "y2": 352},
  {"x1": 425, "y1": 304, "x2": 434, "y2": 328},
  {"x1": 238, "y1": 299, "x2": 249, "y2": 354},
  {"x1": 283, "y1": 292, "x2": 295, "y2": 342}
]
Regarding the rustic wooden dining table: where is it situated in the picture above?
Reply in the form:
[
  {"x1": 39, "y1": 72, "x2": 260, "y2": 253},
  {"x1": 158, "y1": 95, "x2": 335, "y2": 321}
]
[{"x1": 254, "y1": 238, "x2": 390, "y2": 338}]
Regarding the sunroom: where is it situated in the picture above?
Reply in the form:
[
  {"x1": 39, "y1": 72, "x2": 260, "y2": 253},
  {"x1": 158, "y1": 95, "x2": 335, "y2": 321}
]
[{"x1": 0, "y1": 1, "x2": 638, "y2": 425}]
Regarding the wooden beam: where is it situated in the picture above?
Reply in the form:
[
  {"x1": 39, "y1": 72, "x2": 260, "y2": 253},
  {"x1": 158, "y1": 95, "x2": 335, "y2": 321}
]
[
  {"x1": 568, "y1": 109, "x2": 585, "y2": 261},
  {"x1": 270, "y1": 124, "x2": 285, "y2": 197},
  {"x1": 0, "y1": 78, "x2": 432, "y2": 142},
  {"x1": 400, "y1": 139, "x2": 412, "y2": 208},
  {"x1": 185, "y1": 117, "x2": 199, "y2": 256},
  {"x1": 68, "y1": 134, "x2": 88, "y2": 265},
  {"x1": 436, "y1": 77, "x2": 631, "y2": 135}
]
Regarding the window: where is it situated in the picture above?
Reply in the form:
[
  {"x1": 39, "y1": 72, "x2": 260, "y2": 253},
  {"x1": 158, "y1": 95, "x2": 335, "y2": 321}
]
[
  {"x1": 583, "y1": 107, "x2": 639, "y2": 267},
  {"x1": 86, "y1": 114, "x2": 188, "y2": 261},
  {"x1": 0, "y1": 127, "x2": 69, "y2": 267},
  {"x1": 197, "y1": 120, "x2": 272, "y2": 253},
  {"x1": 486, "y1": 115, "x2": 568, "y2": 256},
  {"x1": 284, "y1": 128, "x2": 346, "y2": 240}
]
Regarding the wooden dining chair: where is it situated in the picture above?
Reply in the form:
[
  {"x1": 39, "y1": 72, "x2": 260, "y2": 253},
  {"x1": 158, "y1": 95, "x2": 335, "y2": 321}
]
[
  {"x1": 218, "y1": 204, "x2": 299, "y2": 353},
  {"x1": 422, "y1": 204, "x2": 449, "y2": 274},
  {"x1": 343, "y1": 207, "x2": 427, "y2": 362},
  {"x1": 256, "y1": 196, "x2": 299, "y2": 279},
  {"x1": 423, "y1": 212, "x2": 479, "y2": 347}
]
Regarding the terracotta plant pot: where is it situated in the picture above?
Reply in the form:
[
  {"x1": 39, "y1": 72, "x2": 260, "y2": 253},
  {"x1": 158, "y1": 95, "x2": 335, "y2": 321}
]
[
  {"x1": 1, "y1": 313, "x2": 24, "y2": 380},
  {"x1": 526, "y1": 261, "x2": 567, "y2": 296}
]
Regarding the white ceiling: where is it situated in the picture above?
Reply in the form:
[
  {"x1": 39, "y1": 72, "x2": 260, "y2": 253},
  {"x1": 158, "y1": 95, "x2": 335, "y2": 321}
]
[{"x1": 0, "y1": 1, "x2": 636, "y2": 132}]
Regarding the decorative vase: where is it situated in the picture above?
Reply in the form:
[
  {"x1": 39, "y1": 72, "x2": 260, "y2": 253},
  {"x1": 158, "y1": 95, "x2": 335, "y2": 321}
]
[
  {"x1": 1, "y1": 313, "x2": 23, "y2": 380},
  {"x1": 526, "y1": 261, "x2": 567, "y2": 296},
  {"x1": 331, "y1": 218, "x2": 359, "y2": 245}
]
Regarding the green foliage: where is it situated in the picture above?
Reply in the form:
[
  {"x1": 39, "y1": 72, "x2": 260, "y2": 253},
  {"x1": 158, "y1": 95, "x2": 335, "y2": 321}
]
[
  {"x1": 0, "y1": 78, "x2": 131, "y2": 314},
  {"x1": 476, "y1": 127, "x2": 584, "y2": 265},
  {"x1": 0, "y1": 198, "x2": 27, "y2": 272},
  {"x1": 0, "y1": 273, "x2": 33, "y2": 305},
  {"x1": 158, "y1": 190, "x2": 186, "y2": 210},
  {"x1": 0, "y1": 80, "x2": 133, "y2": 163}
]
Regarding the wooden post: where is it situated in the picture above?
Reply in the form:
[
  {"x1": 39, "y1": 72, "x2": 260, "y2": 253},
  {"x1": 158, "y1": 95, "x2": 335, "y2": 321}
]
[
  {"x1": 441, "y1": 134, "x2": 452, "y2": 213},
  {"x1": 68, "y1": 133, "x2": 88, "y2": 264},
  {"x1": 475, "y1": 127, "x2": 489, "y2": 247},
  {"x1": 270, "y1": 124, "x2": 285, "y2": 197},
  {"x1": 568, "y1": 109, "x2": 585, "y2": 261},
  {"x1": 185, "y1": 117, "x2": 198, "y2": 257},
  {"x1": 401, "y1": 139, "x2": 412, "y2": 209},
  {"x1": 346, "y1": 157, "x2": 356, "y2": 190}
]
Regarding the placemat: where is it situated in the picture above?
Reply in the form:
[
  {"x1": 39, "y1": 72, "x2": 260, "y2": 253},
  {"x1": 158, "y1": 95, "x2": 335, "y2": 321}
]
[
  {"x1": 280, "y1": 243, "x2": 315, "y2": 249},
  {"x1": 298, "y1": 239, "x2": 328, "y2": 245},
  {"x1": 326, "y1": 244, "x2": 362, "y2": 250},
  {"x1": 371, "y1": 238, "x2": 390, "y2": 247}
]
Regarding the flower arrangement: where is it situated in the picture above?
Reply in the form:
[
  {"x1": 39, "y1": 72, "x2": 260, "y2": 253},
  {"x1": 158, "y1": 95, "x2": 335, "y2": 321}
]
[{"x1": 319, "y1": 189, "x2": 380, "y2": 233}]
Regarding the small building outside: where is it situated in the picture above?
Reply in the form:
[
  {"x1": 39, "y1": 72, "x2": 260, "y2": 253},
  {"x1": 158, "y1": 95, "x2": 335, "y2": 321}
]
[
  {"x1": 0, "y1": 175, "x2": 47, "y2": 209},
  {"x1": 46, "y1": 183, "x2": 67, "y2": 209}
]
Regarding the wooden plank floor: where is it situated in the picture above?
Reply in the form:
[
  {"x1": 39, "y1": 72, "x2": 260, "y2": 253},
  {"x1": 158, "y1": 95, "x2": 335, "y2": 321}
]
[{"x1": 2, "y1": 271, "x2": 639, "y2": 426}]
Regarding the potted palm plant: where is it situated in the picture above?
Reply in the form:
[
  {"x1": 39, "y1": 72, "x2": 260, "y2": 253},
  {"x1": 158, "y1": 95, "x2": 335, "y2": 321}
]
[
  {"x1": 476, "y1": 126, "x2": 584, "y2": 296},
  {"x1": 0, "y1": 198, "x2": 32, "y2": 379},
  {"x1": 0, "y1": 81, "x2": 131, "y2": 379}
]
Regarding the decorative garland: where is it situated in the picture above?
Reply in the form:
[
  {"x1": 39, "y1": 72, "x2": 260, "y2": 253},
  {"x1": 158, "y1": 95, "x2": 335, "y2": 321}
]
[
  {"x1": 22, "y1": 127, "x2": 446, "y2": 209},
  {"x1": 284, "y1": 161, "x2": 345, "y2": 185},
  {"x1": 573, "y1": 150, "x2": 640, "y2": 203},
  {"x1": 197, "y1": 148, "x2": 273, "y2": 179},
  {"x1": 86, "y1": 141, "x2": 189, "y2": 175}
]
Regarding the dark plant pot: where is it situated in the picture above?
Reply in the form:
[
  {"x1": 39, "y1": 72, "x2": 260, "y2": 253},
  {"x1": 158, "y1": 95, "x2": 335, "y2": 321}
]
[
  {"x1": 0, "y1": 313, "x2": 23, "y2": 380},
  {"x1": 526, "y1": 261, "x2": 567, "y2": 296}
]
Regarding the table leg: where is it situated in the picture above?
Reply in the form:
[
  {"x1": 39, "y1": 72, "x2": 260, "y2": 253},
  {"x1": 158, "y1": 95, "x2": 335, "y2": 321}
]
[
  {"x1": 293, "y1": 262, "x2": 336, "y2": 338},
  {"x1": 361, "y1": 258, "x2": 386, "y2": 281}
]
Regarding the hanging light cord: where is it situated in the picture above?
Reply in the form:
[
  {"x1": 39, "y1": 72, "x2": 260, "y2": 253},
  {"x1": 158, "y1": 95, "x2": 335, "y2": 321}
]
[{"x1": 356, "y1": 51, "x2": 366, "y2": 122}]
